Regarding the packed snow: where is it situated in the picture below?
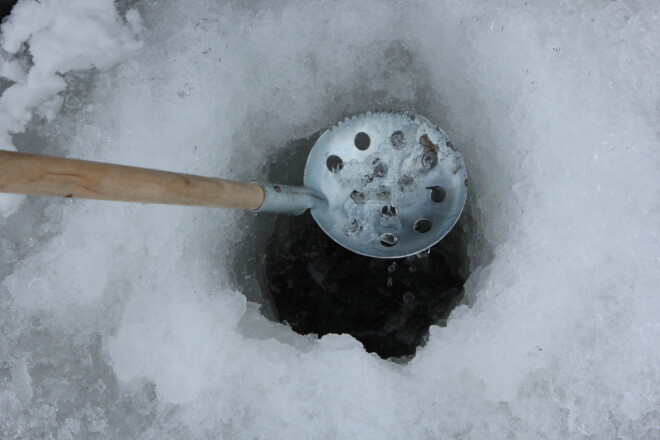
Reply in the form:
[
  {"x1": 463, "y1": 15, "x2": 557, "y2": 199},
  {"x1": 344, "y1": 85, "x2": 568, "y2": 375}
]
[{"x1": 0, "y1": 0, "x2": 658, "y2": 438}]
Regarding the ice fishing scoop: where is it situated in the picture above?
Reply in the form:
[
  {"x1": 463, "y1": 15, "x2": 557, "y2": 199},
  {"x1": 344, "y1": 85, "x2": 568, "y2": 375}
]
[{"x1": 0, "y1": 112, "x2": 467, "y2": 258}]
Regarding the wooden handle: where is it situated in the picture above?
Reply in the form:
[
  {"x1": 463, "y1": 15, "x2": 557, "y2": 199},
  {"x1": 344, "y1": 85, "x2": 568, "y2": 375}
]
[{"x1": 0, "y1": 151, "x2": 265, "y2": 210}]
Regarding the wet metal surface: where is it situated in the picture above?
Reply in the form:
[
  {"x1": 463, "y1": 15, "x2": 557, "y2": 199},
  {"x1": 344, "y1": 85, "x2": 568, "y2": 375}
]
[{"x1": 304, "y1": 112, "x2": 468, "y2": 258}]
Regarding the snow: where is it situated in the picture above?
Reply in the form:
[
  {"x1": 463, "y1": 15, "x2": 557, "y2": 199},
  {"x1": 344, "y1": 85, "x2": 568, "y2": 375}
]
[
  {"x1": 0, "y1": 0, "x2": 141, "y2": 217},
  {"x1": 0, "y1": 0, "x2": 658, "y2": 439}
]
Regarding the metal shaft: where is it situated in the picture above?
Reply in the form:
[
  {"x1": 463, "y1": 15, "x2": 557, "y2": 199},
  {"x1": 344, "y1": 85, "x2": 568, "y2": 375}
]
[{"x1": 257, "y1": 184, "x2": 327, "y2": 215}]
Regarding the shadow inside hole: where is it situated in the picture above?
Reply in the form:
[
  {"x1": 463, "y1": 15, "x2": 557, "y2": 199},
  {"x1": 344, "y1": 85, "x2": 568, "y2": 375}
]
[
  {"x1": 257, "y1": 128, "x2": 472, "y2": 360},
  {"x1": 265, "y1": 211, "x2": 470, "y2": 360}
]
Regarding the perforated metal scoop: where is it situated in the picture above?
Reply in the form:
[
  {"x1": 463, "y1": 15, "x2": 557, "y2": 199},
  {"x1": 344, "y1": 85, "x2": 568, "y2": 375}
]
[
  {"x1": 258, "y1": 112, "x2": 467, "y2": 258},
  {"x1": 0, "y1": 111, "x2": 466, "y2": 259}
]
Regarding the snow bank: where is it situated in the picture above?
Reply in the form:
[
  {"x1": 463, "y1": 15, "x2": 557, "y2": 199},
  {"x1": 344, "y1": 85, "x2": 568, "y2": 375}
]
[
  {"x1": 0, "y1": 0, "x2": 141, "y2": 216},
  {"x1": 0, "y1": 0, "x2": 658, "y2": 439}
]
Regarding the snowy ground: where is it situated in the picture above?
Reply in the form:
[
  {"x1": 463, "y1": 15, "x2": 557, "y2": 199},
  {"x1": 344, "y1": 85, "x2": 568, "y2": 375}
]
[{"x1": 0, "y1": 0, "x2": 658, "y2": 438}]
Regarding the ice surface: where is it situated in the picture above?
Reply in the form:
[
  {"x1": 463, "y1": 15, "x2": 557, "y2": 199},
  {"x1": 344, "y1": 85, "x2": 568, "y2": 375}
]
[{"x1": 0, "y1": 0, "x2": 658, "y2": 438}]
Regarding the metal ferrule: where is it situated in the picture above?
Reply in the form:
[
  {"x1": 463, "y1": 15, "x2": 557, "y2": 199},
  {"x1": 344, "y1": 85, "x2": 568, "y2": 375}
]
[{"x1": 256, "y1": 183, "x2": 327, "y2": 215}]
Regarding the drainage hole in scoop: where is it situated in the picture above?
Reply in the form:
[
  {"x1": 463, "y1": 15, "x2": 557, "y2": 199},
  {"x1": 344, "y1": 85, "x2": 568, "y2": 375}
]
[
  {"x1": 381, "y1": 205, "x2": 398, "y2": 217},
  {"x1": 326, "y1": 155, "x2": 343, "y2": 172},
  {"x1": 428, "y1": 186, "x2": 446, "y2": 203},
  {"x1": 390, "y1": 130, "x2": 406, "y2": 149},
  {"x1": 355, "y1": 132, "x2": 370, "y2": 150},
  {"x1": 379, "y1": 233, "x2": 398, "y2": 247},
  {"x1": 414, "y1": 218, "x2": 432, "y2": 233}
]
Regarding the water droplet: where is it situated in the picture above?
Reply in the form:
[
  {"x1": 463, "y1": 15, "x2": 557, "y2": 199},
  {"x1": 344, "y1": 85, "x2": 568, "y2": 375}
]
[
  {"x1": 386, "y1": 277, "x2": 393, "y2": 287},
  {"x1": 376, "y1": 188, "x2": 391, "y2": 199},
  {"x1": 422, "y1": 151, "x2": 438, "y2": 169},
  {"x1": 350, "y1": 190, "x2": 366, "y2": 205},
  {"x1": 390, "y1": 130, "x2": 406, "y2": 149},
  {"x1": 344, "y1": 219, "x2": 363, "y2": 237},
  {"x1": 388, "y1": 262, "x2": 397, "y2": 273},
  {"x1": 372, "y1": 158, "x2": 387, "y2": 178}
]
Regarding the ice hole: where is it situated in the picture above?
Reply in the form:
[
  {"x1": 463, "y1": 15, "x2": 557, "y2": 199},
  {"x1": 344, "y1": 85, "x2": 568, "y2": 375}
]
[{"x1": 235, "y1": 130, "x2": 476, "y2": 360}]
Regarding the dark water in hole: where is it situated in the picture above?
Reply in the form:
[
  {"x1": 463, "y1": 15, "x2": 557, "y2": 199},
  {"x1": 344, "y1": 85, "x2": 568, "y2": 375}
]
[
  {"x1": 265, "y1": 211, "x2": 469, "y2": 360},
  {"x1": 0, "y1": 1, "x2": 17, "y2": 21}
]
